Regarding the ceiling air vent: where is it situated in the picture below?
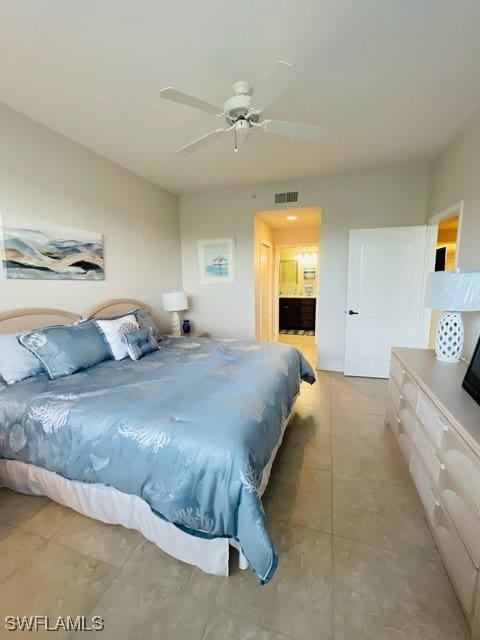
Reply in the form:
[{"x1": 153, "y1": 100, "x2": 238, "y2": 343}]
[{"x1": 274, "y1": 191, "x2": 298, "y2": 204}]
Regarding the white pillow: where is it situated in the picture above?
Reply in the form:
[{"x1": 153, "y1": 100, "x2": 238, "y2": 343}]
[{"x1": 95, "y1": 315, "x2": 139, "y2": 360}]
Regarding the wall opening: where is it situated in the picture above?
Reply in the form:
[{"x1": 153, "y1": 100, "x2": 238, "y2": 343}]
[
  {"x1": 428, "y1": 209, "x2": 462, "y2": 348},
  {"x1": 253, "y1": 206, "x2": 321, "y2": 368}
]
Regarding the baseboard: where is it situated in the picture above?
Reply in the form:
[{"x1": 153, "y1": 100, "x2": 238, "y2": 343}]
[{"x1": 316, "y1": 359, "x2": 344, "y2": 373}]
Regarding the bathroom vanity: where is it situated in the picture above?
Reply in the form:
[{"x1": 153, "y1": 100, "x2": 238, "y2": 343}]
[{"x1": 279, "y1": 296, "x2": 316, "y2": 331}]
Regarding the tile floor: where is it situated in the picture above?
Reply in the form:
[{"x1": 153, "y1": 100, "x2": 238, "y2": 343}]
[
  {"x1": 277, "y1": 334, "x2": 317, "y2": 369},
  {"x1": 0, "y1": 371, "x2": 470, "y2": 639}
]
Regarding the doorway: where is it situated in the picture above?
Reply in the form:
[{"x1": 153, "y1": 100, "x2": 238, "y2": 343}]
[
  {"x1": 254, "y1": 207, "x2": 321, "y2": 368},
  {"x1": 259, "y1": 241, "x2": 273, "y2": 341},
  {"x1": 426, "y1": 202, "x2": 463, "y2": 349},
  {"x1": 277, "y1": 244, "x2": 318, "y2": 363}
]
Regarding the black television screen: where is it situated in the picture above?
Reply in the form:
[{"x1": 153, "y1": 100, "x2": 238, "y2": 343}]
[{"x1": 463, "y1": 334, "x2": 480, "y2": 406}]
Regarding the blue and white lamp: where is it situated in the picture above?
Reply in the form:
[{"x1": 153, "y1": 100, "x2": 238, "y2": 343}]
[{"x1": 425, "y1": 270, "x2": 480, "y2": 363}]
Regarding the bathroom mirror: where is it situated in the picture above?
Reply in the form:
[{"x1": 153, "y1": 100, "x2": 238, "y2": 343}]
[{"x1": 279, "y1": 260, "x2": 298, "y2": 286}]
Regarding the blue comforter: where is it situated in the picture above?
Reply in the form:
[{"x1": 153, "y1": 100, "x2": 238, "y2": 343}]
[{"x1": 0, "y1": 337, "x2": 314, "y2": 582}]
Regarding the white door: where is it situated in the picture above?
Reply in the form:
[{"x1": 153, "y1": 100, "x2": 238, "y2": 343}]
[
  {"x1": 344, "y1": 226, "x2": 428, "y2": 378},
  {"x1": 259, "y1": 241, "x2": 272, "y2": 341}
]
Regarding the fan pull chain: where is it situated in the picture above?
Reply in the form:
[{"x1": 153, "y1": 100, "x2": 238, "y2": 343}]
[{"x1": 234, "y1": 127, "x2": 238, "y2": 152}]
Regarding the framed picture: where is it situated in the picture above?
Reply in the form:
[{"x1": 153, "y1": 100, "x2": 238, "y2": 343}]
[
  {"x1": 303, "y1": 267, "x2": 316, "y2": 280},
  {"x1": 0, "y1": 212, "x2": 104, "y2": 280},
  {"x1": 198, "y1": 237, "x2": 235, "y2": 284}
]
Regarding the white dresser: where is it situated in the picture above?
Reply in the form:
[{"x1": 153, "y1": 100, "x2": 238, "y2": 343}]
[{"x1": 387, "y1": 348, "x2": 480, "y2": 638}]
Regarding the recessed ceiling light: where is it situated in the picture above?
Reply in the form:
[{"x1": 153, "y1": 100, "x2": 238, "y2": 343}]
[{"x1": 286, "y1": 215, "x2": 298, "y2": 221}]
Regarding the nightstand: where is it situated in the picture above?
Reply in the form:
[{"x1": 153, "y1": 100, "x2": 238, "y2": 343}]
[{"x1": 165, "y1": 331, "x2": 209, "y2": 338}]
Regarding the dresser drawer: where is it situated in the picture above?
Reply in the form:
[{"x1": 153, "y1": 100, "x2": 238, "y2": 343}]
[
  {"x1": 391, "y1": 414, "x2": 412, "y2": 461},
  {"x1": 442, "y1": 429, "x2": 480, "y2": 512},
  {"x1": 438, "y1": 467, "x2": 480, "y2": 568},
  {"x1": 417, "y1": 389, "x2": 449, "y2": 448},
  {"x1": 432, "y1": 501, "x2": 478, "y2": 616},
  {"x1": 402, "y1": 379, "x2": 417, "y2": 412},
  {"x1": 413, "y1": 422, "x2": 444, "y2": 485},
  {"x1": 388, "y1": 378, "x2": 403, "y2": 416},
  {"x1": 410, "y1": 449, "x2": 438, "y2": 520},
  {"x1": 398, "y1": 404, "x2": 416, "y2": 441},
  {"x1": 390, "y1": 355, "x2": 406, "y2": 388}
]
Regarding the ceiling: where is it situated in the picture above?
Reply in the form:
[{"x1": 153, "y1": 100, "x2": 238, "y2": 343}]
[
  {"x1": 257, "y1": 207, "x2": 321, "y2": 229},
  {"x1": 1, "y1": 1, "x2": 480, "y2": 193}
]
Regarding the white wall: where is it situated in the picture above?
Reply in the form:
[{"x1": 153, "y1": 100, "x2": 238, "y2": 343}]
[
  {"x1": 180, "y1": 164, "x2": 429, "y2": 369},
  {"x1": 428, "y1": 109, "x2": 480, "y2": 360},
  {"x1": 0, "y1": 104, "x2": 181, "y2": 329}
]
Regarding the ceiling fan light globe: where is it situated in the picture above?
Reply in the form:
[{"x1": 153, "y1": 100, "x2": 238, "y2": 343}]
[
  {"x1": 232, "y1": 81, "x2": 253, "y2": 96},
  {"x1": 235, "y1": 119, "x2": 250, "y2": 139},
  {"x1": 224, "y1": 93, "x2": 252, "y2": 118}
]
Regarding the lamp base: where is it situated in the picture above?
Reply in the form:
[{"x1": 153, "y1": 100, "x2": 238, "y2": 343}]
[
  {"x1": 435, "y1": 311, "x2": 464, "y2": 363},
  {"x1": 171, "y1": 311, "x2": 182, "y2": 337}
]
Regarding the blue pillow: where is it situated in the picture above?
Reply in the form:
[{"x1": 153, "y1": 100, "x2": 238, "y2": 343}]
[
  {"x1": 19, "y1": 321, "x2": 111, "y2": 380},
  {"x1": 135, "y1": 308, "x2": 160, "y2": 338},
  {"x1": 0, "y1": 333, "x2": 44, "y2": 384},
  {"x1": 123, "y1": 328, "x2": 159, "y2": 361}
]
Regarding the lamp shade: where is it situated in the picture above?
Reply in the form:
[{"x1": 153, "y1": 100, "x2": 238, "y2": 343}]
[
  {"x1": 162, "y1": 291, "x2": 188, "y2": 312},
  {"x1": 425, "y1": 270, "x2": 480, "y2": 311}
]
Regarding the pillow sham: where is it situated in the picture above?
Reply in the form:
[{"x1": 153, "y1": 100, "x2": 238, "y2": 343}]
[
  {"x1": 135, "y1": 308, "x2": 160, "y2": 339},
  {"x1": 0, "y1": 333, "x2": 44, "y2": 384},
  {"x1": 19, "y1": 321, "x2": 110, "y2": 380},
  {"x1": 123, "y1": 328, "x2": 159, "y2": 361},
  {"x1": 95, "y1": 314, "x2": 139, "y2": 360},
  {"x1": 96, "y1": 308, "x2": 160, "y2": 339}
]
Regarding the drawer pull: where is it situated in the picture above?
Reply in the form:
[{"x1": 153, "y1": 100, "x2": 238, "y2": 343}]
[
  {"x1": 429, "y1": 486, "x2": 440, "y2": 508},
  {"x1": 432, "y1": 450, "x2": 446, "y2": 470}
]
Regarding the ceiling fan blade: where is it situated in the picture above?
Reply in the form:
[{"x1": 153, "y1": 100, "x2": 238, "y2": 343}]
[
  {"x1": 255, "y1": 59, "x2": 294, "y2": 112},
  {"x1": 177, "y1": 128, "x2": 230, "y2": 156},
  {"x1": 261, "y1": 119, "x2": 326, "y2": 141},
  {"x1": 159, "y1": 87, "x2": 223, "y2": 115}
]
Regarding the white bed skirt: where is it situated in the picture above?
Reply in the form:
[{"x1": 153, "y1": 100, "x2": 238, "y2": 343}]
[{"x1": 0, "y1": 398, "x2": 296, "y2": 577}]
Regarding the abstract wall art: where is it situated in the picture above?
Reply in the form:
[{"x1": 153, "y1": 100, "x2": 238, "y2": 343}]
[{"x1": 0, "y1": 213, "x2": 104, "y2": 280}]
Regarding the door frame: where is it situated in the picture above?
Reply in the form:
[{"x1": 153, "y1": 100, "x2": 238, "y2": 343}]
[
  {"x1": 421, "y1": 200, "x2": 464, "y2": 346},
  {"x1": 258, "y1": 239, "x2": 273, "y2": 341},
  {"x1": 274, "y1": 242, "x2": 320, "y2": 343}
]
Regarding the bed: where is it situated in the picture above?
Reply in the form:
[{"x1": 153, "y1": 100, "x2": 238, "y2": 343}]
[{"x1": 0, "y1": 299, "x2": 315, "y2": 583}]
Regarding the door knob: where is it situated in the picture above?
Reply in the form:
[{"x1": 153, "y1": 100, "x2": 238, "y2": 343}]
[{"x1": 348, "y1": 310, "x2": 359, "y2": 315}]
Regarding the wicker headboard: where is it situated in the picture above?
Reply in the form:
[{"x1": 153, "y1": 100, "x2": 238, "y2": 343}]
[
  {"x1": 83, "y1": 298, "x2": 150, "y2": 320},
  {"x1": 0, "y1": 308, "x2": 80, "y2": 333}
]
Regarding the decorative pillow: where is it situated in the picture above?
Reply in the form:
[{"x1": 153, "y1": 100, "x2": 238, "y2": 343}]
[
  {"x1": 19, "y1": 321, "x2": 110, "y2": 380},
  {"x1": 94, "y1": 314, "x2": 139, "y2": 360},
  {"x1": 0, "y1": 333, "x2": 44, "y2": 384},
  {"x1": 123, "y1": 328, "x2": 159, "y2": 361},
  {"x1": 135, "y1": 308, "x2": 160, "y2": 339}
]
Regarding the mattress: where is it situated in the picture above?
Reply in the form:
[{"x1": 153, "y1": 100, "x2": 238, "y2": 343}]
[{"x1": 0, "y1": 336, "x2": 315, "y2": 582}]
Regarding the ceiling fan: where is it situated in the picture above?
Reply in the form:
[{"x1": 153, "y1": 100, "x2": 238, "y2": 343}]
[{"x1": 159, "y1": 69, "x2": 326, "y2": 156}]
